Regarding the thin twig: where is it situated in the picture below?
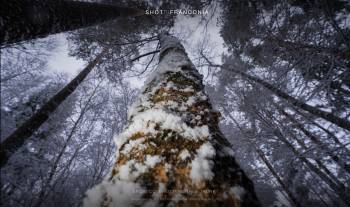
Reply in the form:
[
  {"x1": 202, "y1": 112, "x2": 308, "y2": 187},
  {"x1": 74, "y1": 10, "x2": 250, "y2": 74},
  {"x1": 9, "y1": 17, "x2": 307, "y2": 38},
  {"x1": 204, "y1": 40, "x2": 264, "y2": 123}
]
[{"x1": 130, "y1": 50, "x2": 160, "y2": 62}]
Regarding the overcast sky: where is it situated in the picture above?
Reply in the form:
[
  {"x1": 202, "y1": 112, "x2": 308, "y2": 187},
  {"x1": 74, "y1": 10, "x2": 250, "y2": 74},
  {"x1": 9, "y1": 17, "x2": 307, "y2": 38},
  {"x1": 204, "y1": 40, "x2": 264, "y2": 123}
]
[{"x1": 47, "y1": 8, "x2": 225, "y2": 89}]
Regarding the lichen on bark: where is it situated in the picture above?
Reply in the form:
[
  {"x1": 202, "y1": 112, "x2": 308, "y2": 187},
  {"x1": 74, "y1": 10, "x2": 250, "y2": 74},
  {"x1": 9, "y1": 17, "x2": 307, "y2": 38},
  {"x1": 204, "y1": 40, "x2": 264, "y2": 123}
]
[{"x1": 83, "y1": 33, "x2": 260, "y2": 207}]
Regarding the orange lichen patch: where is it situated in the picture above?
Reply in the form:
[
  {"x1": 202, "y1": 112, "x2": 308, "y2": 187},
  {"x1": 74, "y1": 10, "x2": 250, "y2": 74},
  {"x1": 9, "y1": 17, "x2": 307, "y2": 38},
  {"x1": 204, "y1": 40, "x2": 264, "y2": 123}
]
[
  {"x1": 152, "y1": 87, "x2": 195, "y2": 103},
  {"x1": 153, "y1": 165, "x2": 169, "y2": 183},
  {"x1": 117, "y1": 132, "x2": 145, "y2": 155},
  {"x1": 187, "y1": 105, "x2": 199, "y2": 114},
  {"x1": 109, "y1": 154, "x2": 129, "y2": 180},
  {"x1": 109, "y1": 133, "x2": 244, "y2": 206},
  {"x1": 118, "y1": 134, "x2": 205, "y2": 168},
  {"x1": 109, "y1": 168, "x2": 118, "y2": 180},
  {"x1": 144, "y1": 145, "x2": 157, "y2": 155},
  {"x1": 129, "y1": 132, "x2": 145, "y2": 140},
  {"x1": 175, "y1": 167, "x2": 191, "y2": 177},
  {"x1": 184, "y1": 100, "x2": 223, "y2": 128},
  {"x1": 116, "y1": 155, "x2": 128, "y2": 166},
  {"x1": 122, "y1": 148, "x2": 146, "y2": 163},
  {"x1": 143, "y1": 130, "x2": 205, "y2": 150}
]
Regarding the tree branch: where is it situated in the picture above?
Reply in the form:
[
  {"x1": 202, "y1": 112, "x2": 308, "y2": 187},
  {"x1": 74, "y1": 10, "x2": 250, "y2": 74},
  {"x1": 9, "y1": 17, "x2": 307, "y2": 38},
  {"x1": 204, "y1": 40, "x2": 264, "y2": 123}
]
[{"x1": 130, "y1": 49, "x2": 160, "y2": 62}]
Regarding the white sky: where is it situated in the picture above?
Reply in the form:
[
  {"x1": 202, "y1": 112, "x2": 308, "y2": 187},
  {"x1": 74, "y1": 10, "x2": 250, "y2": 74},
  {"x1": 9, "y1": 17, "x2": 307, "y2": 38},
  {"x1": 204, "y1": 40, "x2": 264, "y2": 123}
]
[
  {"x1": 47, "y1": 33, "x2": 85, "y2": 77},
  {"x1": 46, "y1": 8, "x2": 226, "y2": 90},
  {"x1": 174, "y1": 10, "x2": 225, "y2": 63}
]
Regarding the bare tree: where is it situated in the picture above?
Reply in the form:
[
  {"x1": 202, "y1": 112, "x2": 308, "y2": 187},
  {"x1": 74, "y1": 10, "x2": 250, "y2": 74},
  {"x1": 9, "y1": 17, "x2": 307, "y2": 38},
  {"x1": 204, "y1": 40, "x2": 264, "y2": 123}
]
[
  {"x1": 222, "y1": 106, "x2": 302, "y2": 207},
  {"x1": 0, "y1": 49, "x2": 107, "y2": 168},
  {"x1": 0, "y1": 33, "x2": 159, "y2": 168},
  {"x1": 220, "y1": 63, "x2": 350, "y2": 132}
]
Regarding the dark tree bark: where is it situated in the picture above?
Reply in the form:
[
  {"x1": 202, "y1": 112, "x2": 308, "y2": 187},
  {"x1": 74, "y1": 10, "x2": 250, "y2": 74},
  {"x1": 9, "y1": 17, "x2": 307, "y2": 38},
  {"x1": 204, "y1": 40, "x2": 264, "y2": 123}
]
[
  {"x1": 0, "y1": 0, "x2": 143, "y2": 45},
  {"x1": 0, "y1": 49, "x2": 107, "y2": 168}
]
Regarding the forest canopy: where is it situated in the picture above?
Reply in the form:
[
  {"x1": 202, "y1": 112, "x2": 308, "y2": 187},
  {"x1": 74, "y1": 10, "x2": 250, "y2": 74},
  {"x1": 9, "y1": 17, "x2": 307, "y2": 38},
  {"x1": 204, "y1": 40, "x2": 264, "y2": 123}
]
[{"x1": 0, "y1": 0, "x2": 349, "y2": 207}]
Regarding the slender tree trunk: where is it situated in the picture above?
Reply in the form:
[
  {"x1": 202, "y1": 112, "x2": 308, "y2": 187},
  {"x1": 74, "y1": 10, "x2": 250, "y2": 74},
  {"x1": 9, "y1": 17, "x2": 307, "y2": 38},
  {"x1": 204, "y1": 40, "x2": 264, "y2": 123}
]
[
  {"x1": 222, "y1": 106, "x2": 301, "y2": 207},
  {"x1": 0, "y1": 0, "x2": 143, "y2": 45},
  {"x1": 247, "y1": 105, "x2": 347, "y2": 205},
  {"x1": 303, "y1": 178, "x2": 330, "y2": 207},
  {"x1": 278, "y1": 120, "x2": 346, "y2": 191},
  {"x1": 33, "y1": 83, "x2": 100, "y2": 207},
  {"x1": 278, "y1": 106, "x2": 350, "y2": 174},
  {"x1": 272, "y1": 128, "x2": 350, "y2": 206},
  {"x1": 256, "y1": 108, "x2": 346, "y2": 188},
  {"x1": 83, "y1": 34, "x2": 260, "y2": 207},
  {"x1": 293, "y1": 107, "x2": 350, "y2": 155},
  {"x1": 255, "y1": 148, "x2": 301, "y2": 207},
  {"x1": 0, "y1": 49, "x2": 107, "y2": 168},
  {"x1": 252, "y1": 106, "x2": 350, "y2": 205},
  {"x1": 228, "y1": 68, "x2": 350, "y2": 131}
]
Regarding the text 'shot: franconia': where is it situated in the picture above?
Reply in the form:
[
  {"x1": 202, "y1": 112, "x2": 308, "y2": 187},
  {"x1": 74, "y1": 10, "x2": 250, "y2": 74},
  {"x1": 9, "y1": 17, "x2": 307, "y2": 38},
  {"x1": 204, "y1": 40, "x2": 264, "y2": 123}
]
[{"x1": 145, "y1": 10, "x2": 209, "y2": 15}]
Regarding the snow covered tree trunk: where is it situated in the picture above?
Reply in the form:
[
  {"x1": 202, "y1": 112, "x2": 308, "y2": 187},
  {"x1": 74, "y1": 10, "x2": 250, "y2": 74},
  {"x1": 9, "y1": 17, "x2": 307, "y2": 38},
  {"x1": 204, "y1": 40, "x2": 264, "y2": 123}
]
[{"x1": 83, "y1": 33, "x2": 260, "y2": 207}]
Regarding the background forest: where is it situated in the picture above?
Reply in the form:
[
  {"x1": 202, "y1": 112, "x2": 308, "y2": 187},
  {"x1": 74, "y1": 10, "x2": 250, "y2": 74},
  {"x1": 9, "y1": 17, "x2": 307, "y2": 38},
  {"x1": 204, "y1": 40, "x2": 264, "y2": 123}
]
[{"x1": 1, "y1": 0, "x2": 349, "y2": 207}]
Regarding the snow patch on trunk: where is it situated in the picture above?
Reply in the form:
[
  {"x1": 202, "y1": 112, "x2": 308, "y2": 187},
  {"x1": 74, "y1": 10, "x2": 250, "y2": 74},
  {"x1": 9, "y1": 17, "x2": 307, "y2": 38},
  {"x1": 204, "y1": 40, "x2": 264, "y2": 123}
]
[
  {"x1": 83, "y1": 180, "x2": 144, "y2": 207},
  {"x1": 145, "y1": 155, "x2": 163, "y2": 167},
  {"x1": 190, "y1": 142, "x2": 216, "y2": 182},
  {"x1": 115, "y1": 109, "x2": 210, "y2": 150}
]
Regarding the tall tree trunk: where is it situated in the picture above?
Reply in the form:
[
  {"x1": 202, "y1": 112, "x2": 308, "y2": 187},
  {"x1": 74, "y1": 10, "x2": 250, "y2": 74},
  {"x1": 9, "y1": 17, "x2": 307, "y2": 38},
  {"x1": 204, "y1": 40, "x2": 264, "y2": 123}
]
[
  {"x1": 252, "y1": 106, "x2": 350, "y2": 205},
  {"x1": 275, "y1": 117, "x2": 347, "y2": 191},
  {"x1": 228, "y1": 68, "x2": 350, "y2": 131},
  {"x1": 271, "y1": 127, "x2": 350, "y2": 206},
  {"x1": 222, "y1": 106, "x2": 301, "y2": 207},
  {"x1": 33, "y1": 83, "x2": 100, "y2": 207},
  {"x1": 277, "y1": 106, "x2": 350, "y2": 174},
  {"x1": 293, "y1": 107, "x2": 350, "y2": 155},
  {"x1": 83, "y1": 33, "x2": 260, "y2": 207},
  {"x1": 255, "y1": 148, "x2": 301, "y2": 207},
  {"x1": 0, "y1": 0, "x2": 143, "y2": 45},
  {"x1": 0, "y1": 48, "x2": 107, "y2": 168}
]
